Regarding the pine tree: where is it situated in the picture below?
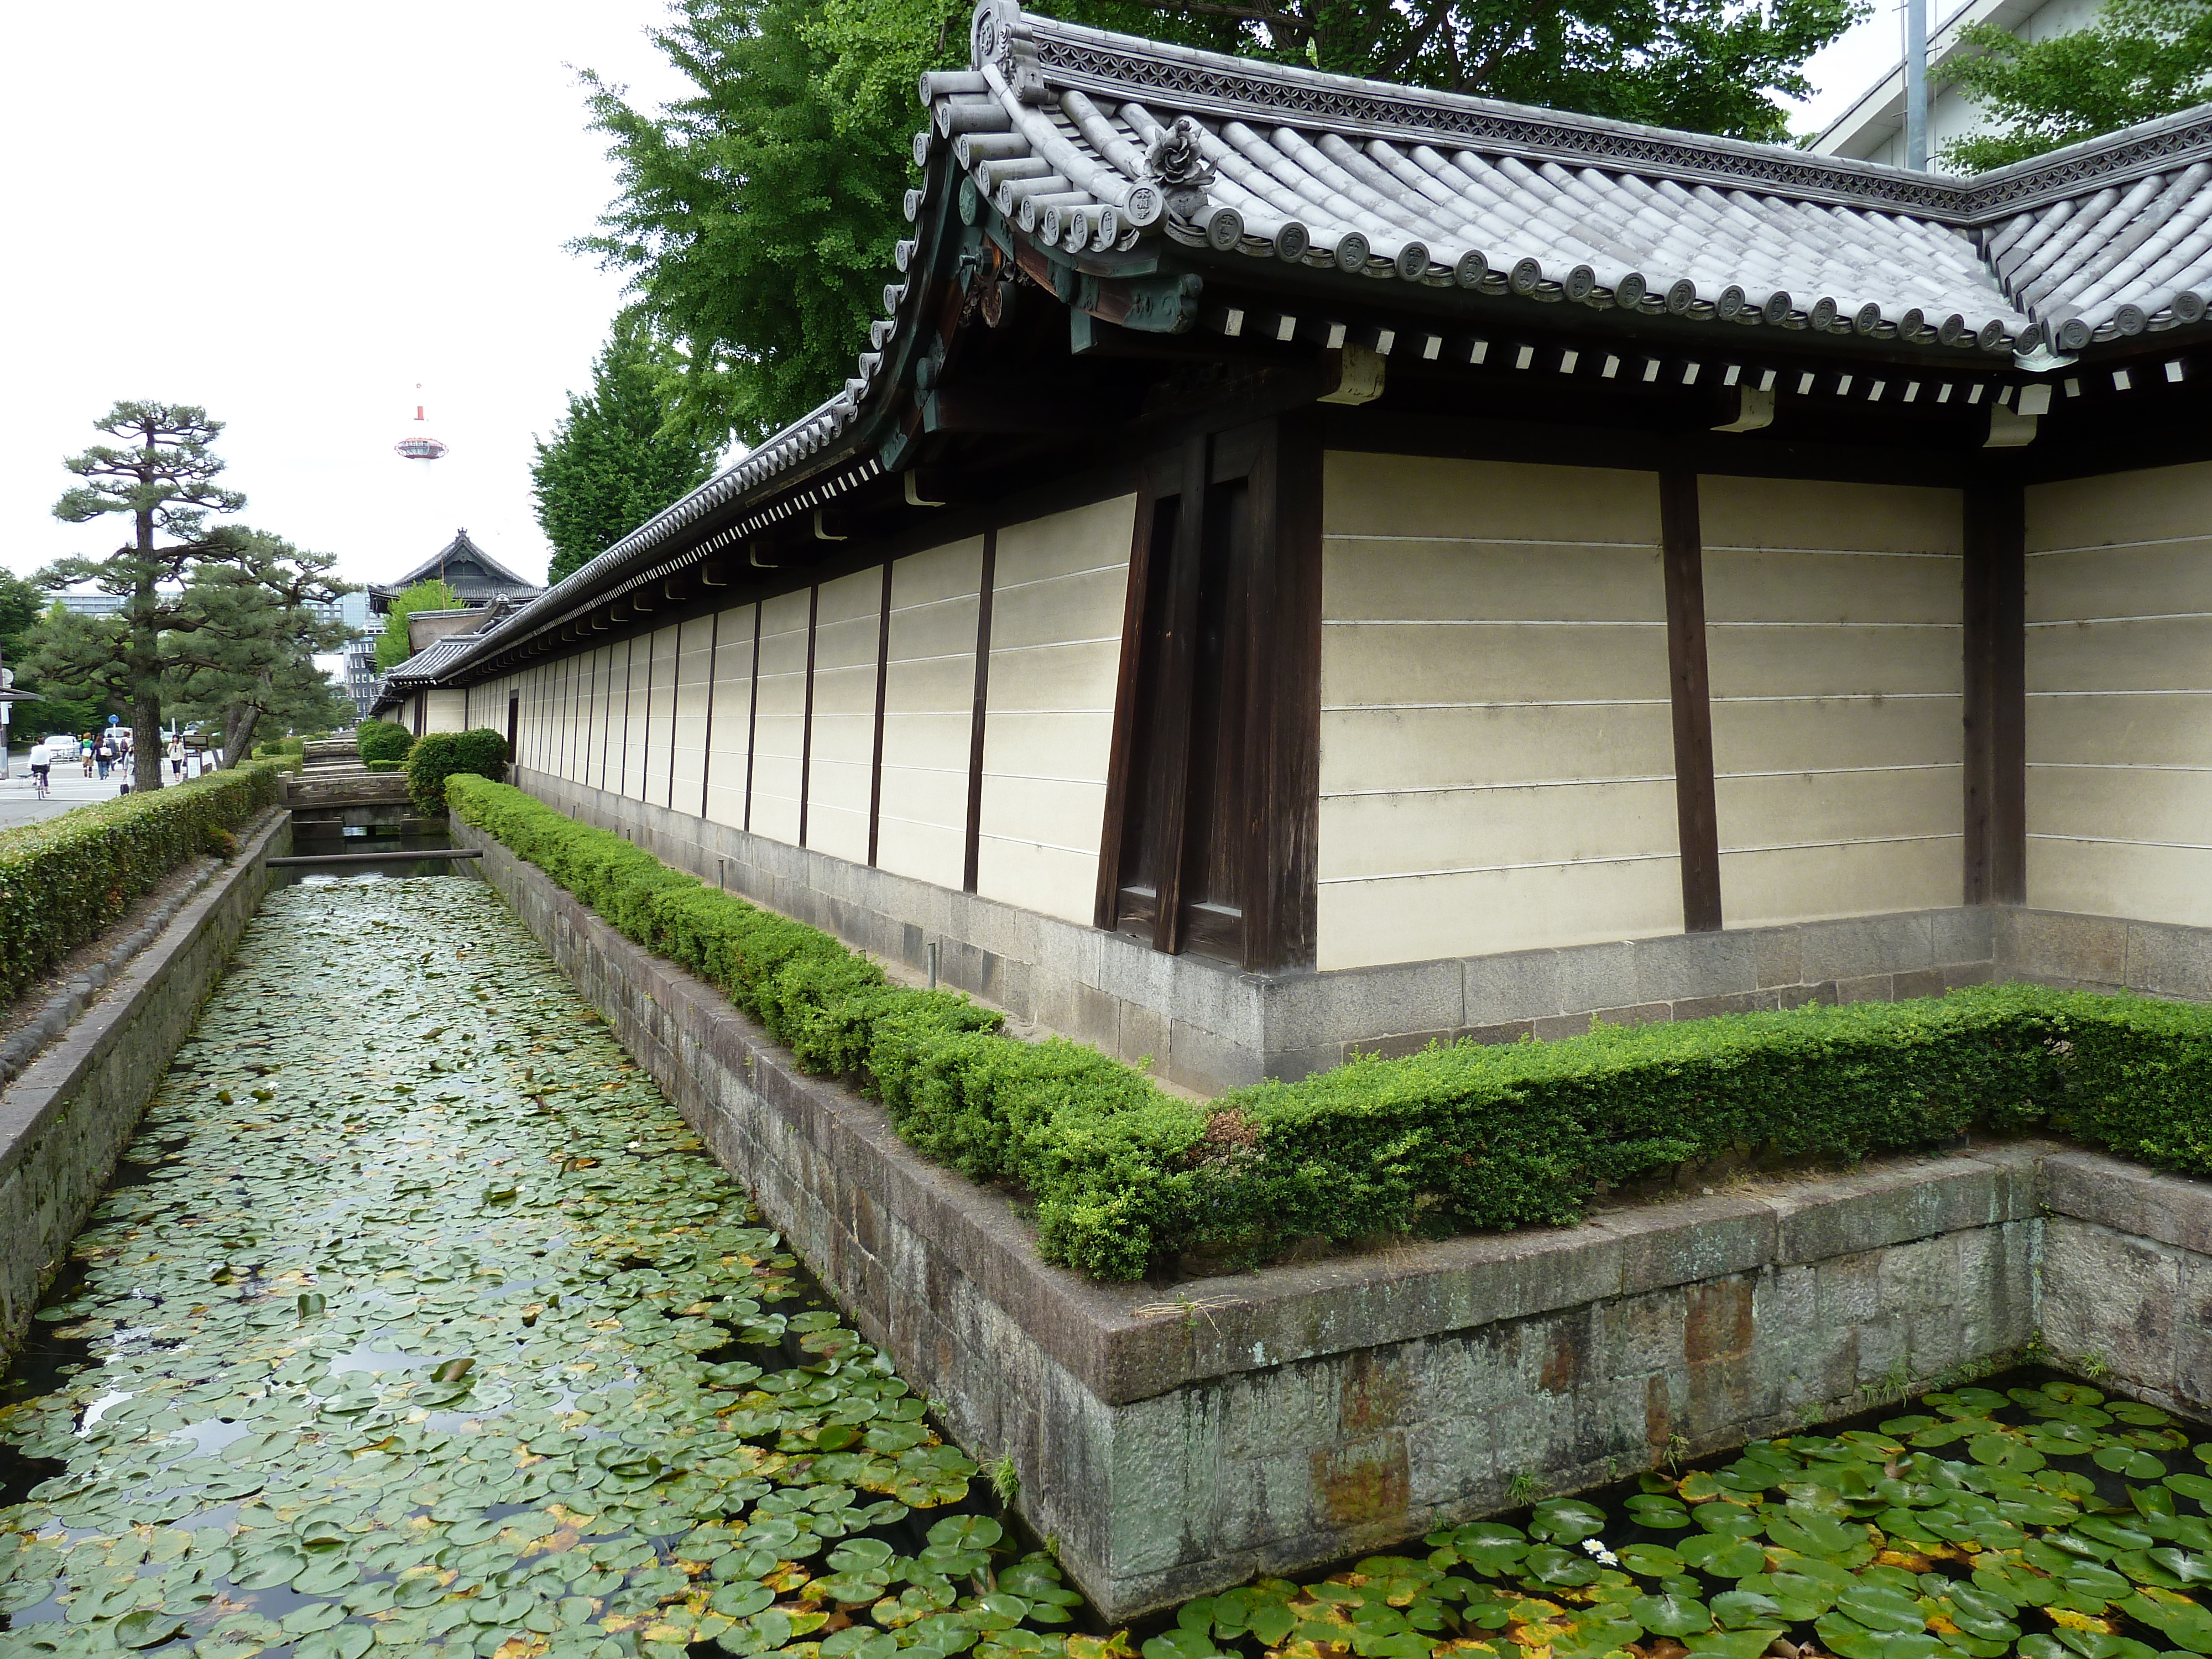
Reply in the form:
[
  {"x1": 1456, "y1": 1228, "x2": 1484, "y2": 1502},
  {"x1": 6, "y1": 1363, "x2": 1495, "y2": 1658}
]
[
  {"x1": 43, "y1": 401, "x2": 346, "y2": 792},
  {"x1": 532, "y1": 322, "x2": 721, "y2": 586}
]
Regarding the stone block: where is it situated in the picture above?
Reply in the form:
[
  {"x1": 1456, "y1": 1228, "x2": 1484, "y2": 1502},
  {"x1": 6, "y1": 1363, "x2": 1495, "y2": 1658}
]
[
  {"x1": 1932, "y1": 907, "x2": 1995, "y2": 967},
  {"x1": 1556, "y1": 942, "x2": 1639, "y2": 1017},
  {"x1": 1168, "y1": 1018, "x2": 1264, "y2": 1093},
  {"x1": 1347, "y1": 1029, "x2": 1456, "y2": 1062},
  {"x1": 2044, "y1": 1151, "x2": 2212, "y2": 1256},
  {"x1": 1458, "y1": 1019, "x2": 1537, "y2": 1046},
  {"x1": 1606, "y1": 1195, "x2": 1776, "y2": 1298},
  {"x1": 1999, "y1": 909, "x2": 2128, "y2": 988},
  {"x1": 1754, "y1": 927, "x2": 1804, "y2": 989},
  {"x1": 1685, "y1": 1277, "x2": 1755, "y2": 1363},
  {"x1": 1035, "y1": 975, "x2": 1120, "y2": 1051},
  {"x1": 2171, "y1": 1251, "x2": 2212, "y2": 1414},
  {"x1": 1778, "y1": 982, "x2": 1838, "y2": 1009},
  {"x1": 1590, "y1": 1002, "x2": 1672, "y2": 1028},
  {"x1": 1799, "y1": 913, "x2": 1934, "y2": 982},
  {"x1": 2126, "y1": 922, "x2": 2212, "y2": 1001},
  {"x1": 1671, "y1": 990, "x2": 1781, "y2": 1021},
  {"x1": 1118, "y1": 1001, "x2": 1167, "y2": 1071},
  {"x1": 2043, "y1": 1219, "x2": 2179, "y2": 1391},
  {"x1": 1262, "y1": 959, "x2": 1462, "y2": 1050},
  {"x1": 1266, "y1": 1044, "x2": 1340, "y2": 1082},
  {"x1": 1835, "y1": 973, "x2": 1896, "y2": 1004},
  {"x1": 1603, "y1": 1287, "x2": 1688, "y2": 1377},
  {"x1": 1462, "y1": 949, "x2": 1564, "y2": 1025},
  {"x1": 1893, "y1": 968, "x2": 1946, "y2": 1000},
  {"x1": 1631, "y1": 931, "x2": 1758, "y2": 1003},
  {"x1": 1535, "y1": 1013, "x2": 1593, "y2": 1041}
]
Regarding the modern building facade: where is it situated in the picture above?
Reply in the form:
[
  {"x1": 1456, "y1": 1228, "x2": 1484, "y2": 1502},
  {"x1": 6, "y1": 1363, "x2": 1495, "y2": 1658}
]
[
  {"x1": 1808, "y1": 0, "x2": 2100, "y2": 167},
  {"x1": 384, "y1": 1, "x2": 2212, "y2": 1089}
]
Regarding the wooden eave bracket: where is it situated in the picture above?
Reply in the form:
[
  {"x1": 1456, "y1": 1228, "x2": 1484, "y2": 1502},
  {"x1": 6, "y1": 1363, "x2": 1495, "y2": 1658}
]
[
  {"x1": 1317, "y1": 344, "x2": 1386, "y2": 405},
  {"x1": 1986, "y1": 381, "x2": 2052, "y2": 446},
  {"x1": 1712, "y1": 385, "x2": 1776, "y2": 432}
]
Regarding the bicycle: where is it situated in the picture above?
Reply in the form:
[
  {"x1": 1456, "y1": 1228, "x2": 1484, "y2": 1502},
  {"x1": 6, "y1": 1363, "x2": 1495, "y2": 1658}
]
[{"x1": 31, "y1": 768, "x2": 49, "y2": 800}]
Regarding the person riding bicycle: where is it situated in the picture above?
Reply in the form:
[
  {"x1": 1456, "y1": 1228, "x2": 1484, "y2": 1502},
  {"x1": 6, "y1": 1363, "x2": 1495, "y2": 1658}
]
[{"x1": 27, "y1": 739, "x2": 51, "y2": 797}]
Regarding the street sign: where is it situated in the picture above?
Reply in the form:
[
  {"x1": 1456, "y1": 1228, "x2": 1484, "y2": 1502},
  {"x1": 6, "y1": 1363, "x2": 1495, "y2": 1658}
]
[{"x1": 107, "y1": 714, "x2": 121, "y2": 725}]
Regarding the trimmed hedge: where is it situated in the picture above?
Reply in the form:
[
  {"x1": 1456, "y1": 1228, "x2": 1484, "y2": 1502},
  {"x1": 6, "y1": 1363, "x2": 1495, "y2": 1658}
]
[
  {"x1": 406, "y1": 728, "x2": 509, "y2": 814},
  {"x1": 357, "y1": 720, "x2": 414, "y2": 767},
  {"x1": 0, "y1": 760, "x2": 285, "y2": 1010},
  {"x1": 448, "y1": 775, "x2": 2212, "y2": 1281}
]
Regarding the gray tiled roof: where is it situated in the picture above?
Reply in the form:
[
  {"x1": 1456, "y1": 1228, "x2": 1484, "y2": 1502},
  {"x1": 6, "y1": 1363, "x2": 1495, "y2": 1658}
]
[
  {"x1": 382, "y1": 634, "x2": 479, "y2": 687},
  {"x1": 422, "y1": 0, "x2": 2212, "y2": 687}
]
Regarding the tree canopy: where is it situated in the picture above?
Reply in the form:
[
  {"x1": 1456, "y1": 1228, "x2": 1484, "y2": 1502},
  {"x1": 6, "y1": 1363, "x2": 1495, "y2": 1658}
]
[
  {"x1": 374, "y1": 579, "x2": 465, "y2": 674},
  {"x1": 43, "y1": 401, "x2": 349, "y2": 791},
  {"x1": 581, "y1": 0, "x2": 1861, "y2": 447},
  {"x1": 1938, "y1": 0, "x2": 2212, "y2": 171},
  {"x1": 533, "y1": 321, "x2": 723, "y2": 587}
]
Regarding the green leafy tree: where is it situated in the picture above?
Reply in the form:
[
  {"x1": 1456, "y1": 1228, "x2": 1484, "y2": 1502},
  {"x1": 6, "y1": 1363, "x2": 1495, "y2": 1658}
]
[
  {"x1": 1938, "y1": 0, "x2": 2212, "y2": 171},
  {"x1": 0, "y1": 577, "x2": 111, "y2": 745},
  {"x1": 578, "y1": 0, "x2": 911, "y2": 448},
  {"x1": 161, "y1": 540, "x2": 355, "y2": 762},
  {"x1": 374, "y1": 579, "x2": 465, "y2": 673},
  {"x1": 582, "y1": 0, "x2": 1860, "y2": 446},
  {"x1": 41, "y1": 401, "x2": 349, "y2": 793},
  {"x1": 533, "y1": 320, "x2": 723, "y2": 586}
]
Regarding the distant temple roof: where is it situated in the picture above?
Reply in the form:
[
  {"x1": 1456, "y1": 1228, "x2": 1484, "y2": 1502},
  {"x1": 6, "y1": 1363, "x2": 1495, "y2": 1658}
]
[
  {"x1": 405, "y1": 0, "x2": 2212, "y2": 689},
  {"x1": 370, "y1": 529, "x2": 543, "y2": 611}
]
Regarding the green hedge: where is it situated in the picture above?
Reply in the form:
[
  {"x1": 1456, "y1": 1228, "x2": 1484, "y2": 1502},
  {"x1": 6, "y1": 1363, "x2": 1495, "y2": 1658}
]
[
  {"x1": 357, "y1": 720, "x2": 414, "y2": 768},
  {"x1": 0, "y1": 760, "x2": 285, "y2": 1009},
  {"x1": 254, "y1": 737, "x2": 306, "y2": 759},
  {"x1": 406, "y1": 728, "x2": 509, "y2": 814},
  {"x1": 447, "y1": 775, "x2": 2212, "y2": 1281}
]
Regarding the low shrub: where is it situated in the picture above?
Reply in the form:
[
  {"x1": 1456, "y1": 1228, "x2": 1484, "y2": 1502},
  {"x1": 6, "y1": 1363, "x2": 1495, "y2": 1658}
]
[
  {"x1": 405, "y1": 728, "x2": 509, "y2": 814},
  {"x1": 357, "y1": 720, "x2": 414, "y2": 767},
  {"x1": 254, "y1": 736, "x2": 306, "y2": 759},
  {"x1": 447, "y1": 776, "x2": 2212, "y2": 1280},
  {"x1": 0, "y1": 760, "x2": 285, "y2": 1009}
]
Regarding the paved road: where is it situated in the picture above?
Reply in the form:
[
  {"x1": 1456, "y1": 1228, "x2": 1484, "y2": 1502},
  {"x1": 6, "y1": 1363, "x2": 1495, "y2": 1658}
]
[{"x1": 0, "y1": 755, "x2": 213, "y2": 828}]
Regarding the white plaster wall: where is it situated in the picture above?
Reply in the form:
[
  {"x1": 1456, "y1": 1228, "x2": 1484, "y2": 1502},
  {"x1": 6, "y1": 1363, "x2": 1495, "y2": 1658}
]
[
  {"x1": 671, "y1": 617, "x2": 714, "y2": 820},
  {"x1": 976, "y1": 497, "x2": 1135, "y2": 925},
  {"x1": 620, "y1": 637, "x2": 650, "y2": 801},
  {"x1": 705, "y1": 606, "x2": 758, "y2": 831},
  {"x1": 1701, "y1": 476, "x2": 1965, "y2": 929},
  {"x1": 645, "y1": 625, "x2": 680, "y2": 810},
  {"x1": 424, "y1": 688, "x2": 467, "y2": 734},
  {"x1": 1317, "y1": 453, "x2": 1681, "y2": 971},
  {"x1": 2026, "y1": 460, "x2": 2212, "y2": 926},
  {"x1": 879, "y1": 538, "x2": 984, "y2": 890},
  {"x1": 751, "y1": 591, "x2": 812, "y2": 847},
  {"x1": 807, "y1": 570, "x2": 885, "y2": 865},
  {"x1": 585, "y1": 647, "x2": 613, "y2": 794}
]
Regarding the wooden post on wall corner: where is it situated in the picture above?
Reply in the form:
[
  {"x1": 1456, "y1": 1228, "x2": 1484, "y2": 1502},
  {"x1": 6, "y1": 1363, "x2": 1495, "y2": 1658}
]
[
  {"x1": 1243, "y1": 410, "x2": 1323, "y2": 972},
  {"x1": 1963, "y1": 484, "x2": 2028, "y2": 905},
  {"x1": 1659, "y1": 472, "x2": 1724, "y2": 933}
]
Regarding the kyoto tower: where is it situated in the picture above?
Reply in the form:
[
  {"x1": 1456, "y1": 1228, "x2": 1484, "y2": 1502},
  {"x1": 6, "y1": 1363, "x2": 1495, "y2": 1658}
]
[{"x1": 393, "y1": 384, "x2": 450, "y2": 466}]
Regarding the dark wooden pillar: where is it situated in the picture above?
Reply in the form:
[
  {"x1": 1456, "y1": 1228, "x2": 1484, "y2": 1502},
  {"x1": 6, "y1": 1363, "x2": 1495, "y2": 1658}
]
[
  {"x1": 1241, "y1": 411, "x2": 1322, "y2": 971},
  {"x1": 797, "y1": 585, "x2": 820, "y2": 848},
  {"x1": 962, "y1": 533, "x2": 998, "y2": 893},
  {"x1": 1659, "y1": 472, "x2": 1723, "y2": 933},
  {"x1": 868, "y1": 562, "x2": 893, "y2": 867},
  {"x1": 1092, "y1": 418, "x2": 1322, "y2": 971},
  {"x1": 1963, "y1": 484, "x2": 2027, "y2": 904}
]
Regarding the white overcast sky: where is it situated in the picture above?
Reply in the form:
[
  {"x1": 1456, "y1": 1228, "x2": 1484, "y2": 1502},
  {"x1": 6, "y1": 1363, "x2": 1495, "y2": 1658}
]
[{"x1": 0, "y1": 1, "x2": 1903, "y2": 594}]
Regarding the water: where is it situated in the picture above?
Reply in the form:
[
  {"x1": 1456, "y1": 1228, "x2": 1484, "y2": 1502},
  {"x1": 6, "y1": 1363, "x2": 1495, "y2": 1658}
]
[
  {"x1": 7, "y1": 877, "x2": 2210, "y2": 1659},
  {"x1": 0, "y1": 878, "x2": 1051, "y2": 1659}
]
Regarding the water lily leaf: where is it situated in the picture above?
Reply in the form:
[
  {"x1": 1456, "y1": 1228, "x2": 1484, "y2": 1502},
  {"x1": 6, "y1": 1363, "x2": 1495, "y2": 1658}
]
[
  {"x1": 1617, "y1": 1545, "x2": 1684, "y2": 1578},
  {"x1": 1691, "y1": 1536, "x2": 1770, "y2": 1579},
  {"x1": 294, "y1": 1627, "x2": 375, "y2": 1659},
  {"x1": 1520, "y1": 1547, "x2": 1599, "y2": 1588},
  {"x1": 1630, "y1": 1594, "x2": 1710, "y2": 1636},
  {"x1": 115, "y1": 1610, "x2": 186, "y2": 1648},
  {"x1": 1834, "y1": 1583, "x2": 1927, "y2": 1634},
  {"x1": 927, "y1": 1516, "x2": 1003, "y2": 1552},
  {"x1": 1452, "y1": 1525, "x2": 1530, "y2": 1573},
  {"x1": 1530, "y1": 1500, "x2": 1607, "y2": 1544},
  {"x1": 1683, "y1": 1629, "x2": 1782, "y2": 1659},
  {"x1": 1695, "y1": 1503, "x2": 1766, "y2": 1537}
]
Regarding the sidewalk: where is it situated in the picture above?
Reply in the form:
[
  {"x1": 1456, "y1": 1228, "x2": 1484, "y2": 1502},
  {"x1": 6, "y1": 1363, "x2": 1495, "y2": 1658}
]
[{"x1": 0, "y1": 756, "x2": 206, "y2": 828}]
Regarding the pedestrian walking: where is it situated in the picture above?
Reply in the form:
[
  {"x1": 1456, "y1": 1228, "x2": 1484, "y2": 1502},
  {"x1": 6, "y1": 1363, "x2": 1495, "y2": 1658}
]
[
  {"x1": 168, "y1": 735, "x2": 185, "y2": 780},
  {"x1": 80, "y1": 735, "x2": 95, "y2": 778},
  {"x1": 95, "y1": 734, "x2": 113, "y2": 780}
]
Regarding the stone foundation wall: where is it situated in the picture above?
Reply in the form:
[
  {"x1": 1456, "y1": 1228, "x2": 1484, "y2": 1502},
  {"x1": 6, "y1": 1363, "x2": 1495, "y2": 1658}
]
[
  {"x1": 2041, "y1": 1154, "x2": 2212, "y2": 1416},
  {"x1": 456, "y1": 818, "x2": 2192, "y2": 1621},
  {"x1": 0, "y1": 807, "x2": 290, "y2": 1361},
  {"x1": 512, "y1": 768, "x2": 2002, "y2": 1093}
]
